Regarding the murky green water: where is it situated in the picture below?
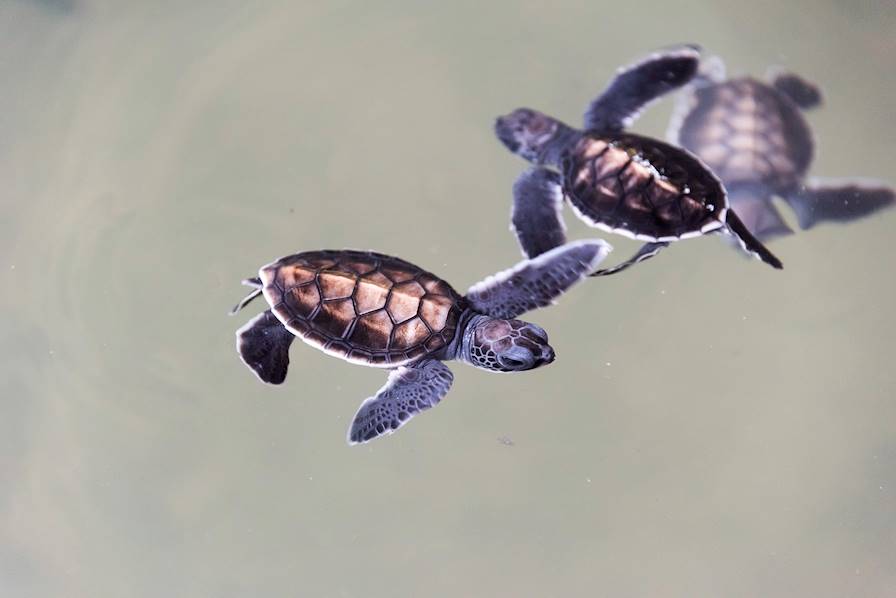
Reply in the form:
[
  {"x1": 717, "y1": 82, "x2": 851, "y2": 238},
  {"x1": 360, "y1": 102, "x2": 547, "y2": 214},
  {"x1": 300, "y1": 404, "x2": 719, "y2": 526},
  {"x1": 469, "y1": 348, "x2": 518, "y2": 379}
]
[{"x1": 3, "y1": 1, "x2": 895, "y2": 596}]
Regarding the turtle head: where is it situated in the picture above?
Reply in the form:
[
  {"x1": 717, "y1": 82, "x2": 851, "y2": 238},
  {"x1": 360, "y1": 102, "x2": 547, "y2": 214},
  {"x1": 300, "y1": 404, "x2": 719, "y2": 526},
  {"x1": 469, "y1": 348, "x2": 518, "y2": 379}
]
[
  {"x1": 462, "y1": 316, "x2": 555, "y2": 373},
  {"x1": 494, "y1": 108, "x2": 572, "y2": 165}
]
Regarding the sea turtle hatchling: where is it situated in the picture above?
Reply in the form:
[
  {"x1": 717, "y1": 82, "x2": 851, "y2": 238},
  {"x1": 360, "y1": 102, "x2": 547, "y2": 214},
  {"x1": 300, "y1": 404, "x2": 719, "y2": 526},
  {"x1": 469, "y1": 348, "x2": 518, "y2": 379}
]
[
  {"x1": 494, "y1": 46, "x2": 783, "y2": 276},
  {"x1": 230, "y1": 240, "x2": 611, "y2": 444},
  {"x1": 667, "y1": 57, "x2": 894, "y2": 241}
]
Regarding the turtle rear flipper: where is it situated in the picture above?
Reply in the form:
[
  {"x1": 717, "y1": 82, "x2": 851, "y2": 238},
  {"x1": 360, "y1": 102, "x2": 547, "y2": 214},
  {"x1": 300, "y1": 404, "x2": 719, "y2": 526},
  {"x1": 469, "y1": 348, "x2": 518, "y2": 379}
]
[
  {"x1": 348, "y1": 360, "x2": 453, "y2": 445},
  {"x1": 236, "y1": 310, "x2": 294, "y2": 384},
  {"x1": 784, "y1": 180, "x2": 896, "y2": 230},
  {"x1": 769, "y1": 70, "x2": 822, "y2": 109},
  {"x1": 724, "y1": 209, "x2": 783, "y2": 269},
  {"x1": 590, "y1": 242, "x2": 669, "y2": 277},
  {"x1": 584, "y1": 45, "x2": 701, "y2": 132},
  {"x1": 728, "y1": 186, "x2": 794, "y2": 242},
  {"x1": 229, "y1": 277, "x2": 264, "y2": 315}
]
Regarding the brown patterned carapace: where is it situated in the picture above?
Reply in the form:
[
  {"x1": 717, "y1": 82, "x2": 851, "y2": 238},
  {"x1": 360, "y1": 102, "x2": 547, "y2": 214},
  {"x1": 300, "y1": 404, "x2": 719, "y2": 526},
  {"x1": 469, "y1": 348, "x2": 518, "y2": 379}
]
[
  {"x1": 562, "y1": 133, "x2": 728, "y2": 240},
  {"x1": 259, "y1": 250, "x2": 465, "y2": 367},
  {"x1": 675, "y1": 78, "x2": 813, "y2": 192}
]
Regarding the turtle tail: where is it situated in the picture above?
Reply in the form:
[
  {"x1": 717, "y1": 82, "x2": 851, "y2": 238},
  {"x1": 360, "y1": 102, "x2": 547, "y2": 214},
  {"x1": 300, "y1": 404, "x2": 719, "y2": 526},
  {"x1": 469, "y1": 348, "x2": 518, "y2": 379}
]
[
  {"x1": 229, "y1": 277, "x2": 264, "y2": 315},
  {"x1": 724, "y1": 209, "x2": 783, "y2": 270}
]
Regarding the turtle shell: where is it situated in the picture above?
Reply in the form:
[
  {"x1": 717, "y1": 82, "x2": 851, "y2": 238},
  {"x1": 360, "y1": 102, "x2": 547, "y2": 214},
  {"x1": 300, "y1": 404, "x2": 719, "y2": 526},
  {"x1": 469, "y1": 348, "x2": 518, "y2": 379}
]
[
  {"x1": 673, "y1": 77, "x2": 813, "y2": 193},
  {"x1": 562, "y1": 133, "x2": 728, "y2": 242},
  {"x1": 258, "y1": 250, "x2": 466, "y2": 368}
]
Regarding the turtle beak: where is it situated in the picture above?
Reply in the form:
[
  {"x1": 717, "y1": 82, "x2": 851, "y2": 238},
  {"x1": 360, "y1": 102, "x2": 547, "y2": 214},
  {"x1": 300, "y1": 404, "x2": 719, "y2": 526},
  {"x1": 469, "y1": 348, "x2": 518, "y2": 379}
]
[
  {"x1": 537, "y1": 345, "x2": 555, "y2": 367},
  {"x1": 494, "y1": 117, "x2": 520, "y2": 153}
]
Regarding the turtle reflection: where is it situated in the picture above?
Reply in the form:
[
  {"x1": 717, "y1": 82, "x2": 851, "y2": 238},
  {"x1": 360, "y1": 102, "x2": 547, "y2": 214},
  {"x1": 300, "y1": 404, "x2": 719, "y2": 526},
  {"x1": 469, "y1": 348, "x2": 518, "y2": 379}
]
[{"x1": 668, "y1": 56, "x2": 895, "y2": 242}]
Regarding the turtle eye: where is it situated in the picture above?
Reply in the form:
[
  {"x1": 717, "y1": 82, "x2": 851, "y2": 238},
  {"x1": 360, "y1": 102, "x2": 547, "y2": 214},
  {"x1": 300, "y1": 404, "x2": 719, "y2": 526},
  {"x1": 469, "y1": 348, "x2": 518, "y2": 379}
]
[{"x1": 520, "y1": 323, "x2": 549, "y2": 344}]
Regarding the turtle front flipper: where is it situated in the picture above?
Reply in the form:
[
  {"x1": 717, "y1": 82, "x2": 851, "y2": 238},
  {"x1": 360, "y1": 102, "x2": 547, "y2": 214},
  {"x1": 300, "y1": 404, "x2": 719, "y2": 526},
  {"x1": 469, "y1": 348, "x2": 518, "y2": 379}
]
[
  {"x1": 724, "y1": 209, "x2": 784, "y2": 269},
  {"x1": 583, "y1": 45, "x2": 701, "y2": 132},
  {"x1": 347, "y1": 360, "x2": 454, "y2": 445},
  {"x1": 511, "y1": 167, "x2": 567, "y2": 258},
  {"x1": 590, "y1": 242, "x2": 669, "y2": 277},
  {"x1": 236, "y1": 310, "x2": 295, "y2": 384},
  {"x1": 769, "y1": 70, "x2": 822, "y2": 110},
  {"x1": 784, "y1": 180, "x2": 895, "y2": 230},
  {"x1": 465, "y1": 239, "x2": 611, "y2": 319}
]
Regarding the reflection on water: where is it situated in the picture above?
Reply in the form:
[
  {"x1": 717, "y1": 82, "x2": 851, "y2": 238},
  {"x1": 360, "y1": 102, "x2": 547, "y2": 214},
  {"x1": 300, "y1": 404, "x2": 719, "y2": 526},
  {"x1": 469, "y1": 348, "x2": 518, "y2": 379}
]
[
  {"x1": 668, "y1": 57, "x2": 895, "y2": 243},
  {"x1": 2, "y1": 1, "x2": 895, "y2": 597}
]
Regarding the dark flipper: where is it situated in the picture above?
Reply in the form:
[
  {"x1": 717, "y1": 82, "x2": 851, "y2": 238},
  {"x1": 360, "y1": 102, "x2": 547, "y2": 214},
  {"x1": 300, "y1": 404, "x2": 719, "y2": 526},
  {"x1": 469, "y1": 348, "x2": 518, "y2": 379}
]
[
  {"x1": 236, "y1": 310, "x2": 294, "y2": 384},
  {"x1": 511, "y1": 167, "x2": 567, "y2": 258},
  {"x1": 584, "y1": 45, "x2": 701, "y2": 132},
  {"x1": 784, "y1": 181, "x2": 895, "y2": 230},
  {"x1": 728, "y1": 186, "x2": 793, "y2": 242},
  {"x1": 347, "y1": 360, "x2": 454, "y2": 445},
  {"x1": 724, "y1": 210, "x2": 784, "y2": 269},
  {"x1": 590, "y1": 241, "x2": 669, "y2": 277},
  {"x1": 466, "y1": 239, "x2": 612, "y2": 319},
  {"x1": 769, "y1": 71, "x2": 822, "y2": 110}
]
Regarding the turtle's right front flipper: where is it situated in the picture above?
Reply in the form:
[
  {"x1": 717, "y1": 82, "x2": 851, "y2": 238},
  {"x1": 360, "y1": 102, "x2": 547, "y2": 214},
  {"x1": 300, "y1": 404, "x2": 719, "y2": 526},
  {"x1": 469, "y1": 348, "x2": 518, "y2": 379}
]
[
  {"x1": 584, "y1": 45, "x2": 701, "y2": 132},
  {"x1": 511, "y1": 167, "x2": 568, "y2": 258},
  {"x1": 236, "y1": 310, "x2": 294, "y2": 384},
  {"x1": 784, "y1": 180, "x2": 895, "y2": 230},
  {"x1": 348, "y1": 360, "x2": 454, "y2": 445}
]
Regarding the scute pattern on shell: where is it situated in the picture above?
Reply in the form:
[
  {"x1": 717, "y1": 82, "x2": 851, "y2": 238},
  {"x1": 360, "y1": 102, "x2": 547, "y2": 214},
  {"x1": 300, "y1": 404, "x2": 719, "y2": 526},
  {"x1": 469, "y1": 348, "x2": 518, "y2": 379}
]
[
  {"x1": 675, "y1": 78, "x2": 813, "y2": 192},
  {"x1": 563, "y1": 133, "x2": 727, "y2": 240},
  {"x1": 259, "y1": 250, "x2": 465, "y2": 367}
]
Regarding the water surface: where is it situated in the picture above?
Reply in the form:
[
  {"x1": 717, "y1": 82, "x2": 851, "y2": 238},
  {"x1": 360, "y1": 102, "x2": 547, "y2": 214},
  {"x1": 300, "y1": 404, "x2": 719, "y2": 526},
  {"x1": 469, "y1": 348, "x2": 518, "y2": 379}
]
[{"x1": 2, "y1": 1, "x2": 895, "y2": 596}]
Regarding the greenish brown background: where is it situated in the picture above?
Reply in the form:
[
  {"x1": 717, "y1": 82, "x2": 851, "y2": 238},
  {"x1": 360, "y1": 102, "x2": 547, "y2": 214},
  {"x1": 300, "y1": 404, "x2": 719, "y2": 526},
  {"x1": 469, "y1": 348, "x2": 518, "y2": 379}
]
[{"x1": 2, "y1": 1, "x2": 895, "y2": 596}]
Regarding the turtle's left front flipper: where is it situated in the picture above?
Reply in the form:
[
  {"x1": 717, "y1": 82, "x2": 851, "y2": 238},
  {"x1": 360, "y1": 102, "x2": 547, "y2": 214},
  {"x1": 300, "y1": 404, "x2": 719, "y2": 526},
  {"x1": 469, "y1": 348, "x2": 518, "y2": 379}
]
[
  {"x1": 347, "y1": 360, "x2": 454, "y2": 445},
  {"x1": 465, "y1": 239, "x2": 612, "y2": 319},
  {"x1": 584, "y1": 45, "x2": 701, "y2": 132},
  {"x1": 784, "y1": 180, "x2": 895, "y2": 230}
]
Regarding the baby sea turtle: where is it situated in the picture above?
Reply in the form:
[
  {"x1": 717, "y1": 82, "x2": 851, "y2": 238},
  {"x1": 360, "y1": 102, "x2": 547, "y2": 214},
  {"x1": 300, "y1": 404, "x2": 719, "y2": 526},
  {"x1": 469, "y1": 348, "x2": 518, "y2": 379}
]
[
  {"x1": 230, "y1": 241, "x2": 611, "y2": 444},
  {"x1": 667, "y1": 57, "x2": 895, "y2": 241},
  {"x1": 494, "y1": 46, "x2": 782, "y2": 276}
]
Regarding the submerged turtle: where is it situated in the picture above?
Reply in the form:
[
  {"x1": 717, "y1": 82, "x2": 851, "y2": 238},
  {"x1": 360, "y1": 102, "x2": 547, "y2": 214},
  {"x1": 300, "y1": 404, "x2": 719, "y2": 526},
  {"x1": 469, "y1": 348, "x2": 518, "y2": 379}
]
[
  {"x1": 667, "y1": 57, "x2": 895, "y2": 241},
  {"x1": 494, "y1": 46, "x2": 782, "y2": 276},
  {"x1": 230, "y1": 240, "x2": 611, "y2": 444}
]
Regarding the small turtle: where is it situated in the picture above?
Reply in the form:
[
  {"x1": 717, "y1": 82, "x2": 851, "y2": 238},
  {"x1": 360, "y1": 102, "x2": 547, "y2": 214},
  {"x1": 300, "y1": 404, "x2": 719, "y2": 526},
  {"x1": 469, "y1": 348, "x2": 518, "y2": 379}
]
[
  {"x1": 230, "y1": 240, "x2": 611, "y2": 444},
  {"x1": 494, "y1": 46, "x2": 782, "y2": 276},
  {"x1": 667, "y1": 57, "x2": 895, "y2": 241}
]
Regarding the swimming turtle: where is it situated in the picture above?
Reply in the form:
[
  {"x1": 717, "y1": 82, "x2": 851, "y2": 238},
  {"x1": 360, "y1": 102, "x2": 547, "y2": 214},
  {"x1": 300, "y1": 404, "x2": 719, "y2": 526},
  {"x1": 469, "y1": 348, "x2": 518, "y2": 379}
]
[
  {"x1": 667, "y1": 57, "x2": 895, "y2": 241},
  {"x1": 230, "y1": 240, "x2": 611, "y2": 444},
  {"x1": 494, "y1": 46, "x2": 782, "y2": 276}
]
